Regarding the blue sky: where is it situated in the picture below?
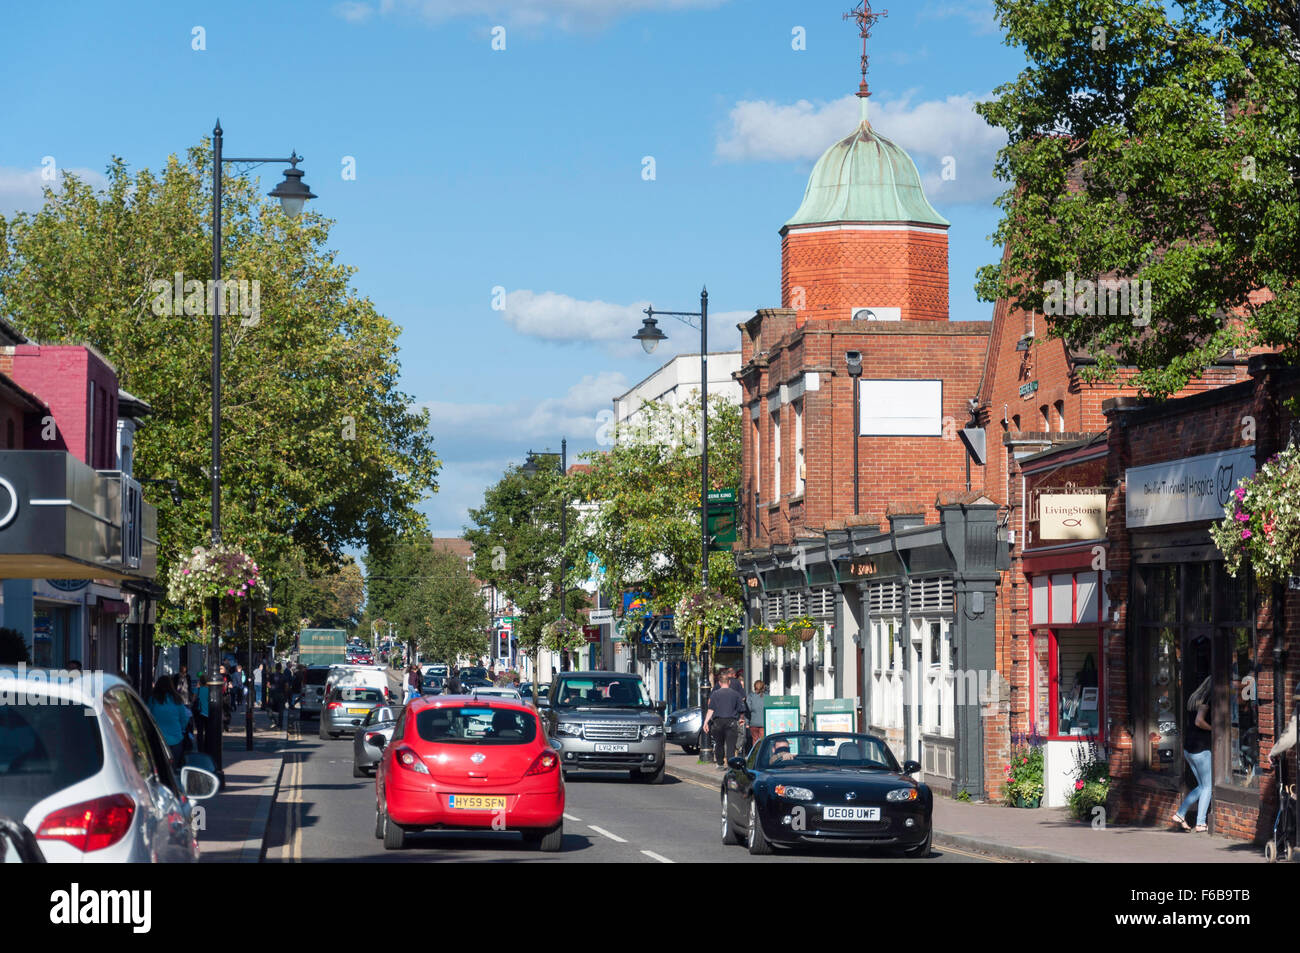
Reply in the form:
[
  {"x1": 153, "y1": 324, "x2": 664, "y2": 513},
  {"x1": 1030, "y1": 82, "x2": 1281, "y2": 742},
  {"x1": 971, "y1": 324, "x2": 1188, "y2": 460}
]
[{"x1": 1, "y1": 0, "x2": 1024, "y2": 537}]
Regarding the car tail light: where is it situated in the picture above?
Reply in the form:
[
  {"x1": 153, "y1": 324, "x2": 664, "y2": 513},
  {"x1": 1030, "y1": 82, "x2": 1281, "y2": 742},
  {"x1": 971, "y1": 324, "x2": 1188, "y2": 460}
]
[
  {"x1": 327, "y1": 702, "x2": 342, "y2": 710},
  {"x1": 37, "y1": 794, "x2": 135, "y2": 852},
  {"x1": 365, "y1": 732, "x2": 383, "y2": 745},
  {"x1": 526, "y1": 750, "x2": 559, "y2": 776},
  {"x1": 393, "y1": 745, "x2": 430, "y2": 775}
]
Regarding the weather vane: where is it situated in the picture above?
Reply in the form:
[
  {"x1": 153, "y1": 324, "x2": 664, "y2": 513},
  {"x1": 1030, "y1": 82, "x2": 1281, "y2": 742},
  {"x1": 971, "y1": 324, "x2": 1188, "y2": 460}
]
[{"x1": 843, "y1": 1, "x2": 888, "y2": 99}]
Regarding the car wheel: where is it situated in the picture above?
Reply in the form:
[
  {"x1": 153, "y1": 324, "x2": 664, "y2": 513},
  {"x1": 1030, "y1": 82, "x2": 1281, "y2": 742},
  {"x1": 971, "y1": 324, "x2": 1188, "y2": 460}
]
[
  {"x1": 682, "y1": 745, "x2": 699, "y2": 755},
  {"x1": 524, "y1": 823, "x2": 563, "y2": 852},
  {"x1": 639, "y1": 764, "x2": 666, "y2": 784},
  {"x1": 374, "y1": 804, "x2": 384, "y2": 840},
  {"x1": 353, "y1": 760, "x2": 366, "y2": 778},
  {"x1": 382, "y1": 810, "x2": 406, "y2": 850},
  {"x1": 746, "y1": 798, "x2": 773, "y2": 855},
  {"x1": 721, "y1": 796, "x2": 742, "y2": 845},
  {"x1": 318, "y1": 721, "x2": 329, "y2": 740},
  {"x1": 903, "y1": 830, "x2": 933, "y2": 859}
]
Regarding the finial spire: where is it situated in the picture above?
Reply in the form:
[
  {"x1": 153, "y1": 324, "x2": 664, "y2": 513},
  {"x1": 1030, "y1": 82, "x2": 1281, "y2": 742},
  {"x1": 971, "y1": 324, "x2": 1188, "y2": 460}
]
[{"x1": 843, "y1": 1, "x2": 888, "y2": 109}]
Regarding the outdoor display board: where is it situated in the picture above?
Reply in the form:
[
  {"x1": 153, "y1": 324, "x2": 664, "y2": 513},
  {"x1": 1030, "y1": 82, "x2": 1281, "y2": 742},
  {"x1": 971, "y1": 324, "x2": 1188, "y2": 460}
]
[
  {"x1": 764, "y1": 695, "x2": 801, "y2": 735},
  {"x1": 811, "y1": 698, "x2": 856, "y2": 734}
]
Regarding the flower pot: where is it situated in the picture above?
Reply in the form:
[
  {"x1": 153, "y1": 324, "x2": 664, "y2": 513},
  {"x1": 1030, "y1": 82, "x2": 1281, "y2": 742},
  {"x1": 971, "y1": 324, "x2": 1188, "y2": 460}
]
[
  {"x1": 771, "y1": 631, "x2": 788, "y2": 648},
  {"x1": 798, "y1": 627, "x2": 816, "y2": 643},
  {"x1": 1013, "y1": 794, "x2": 1040, "y2": 808}
]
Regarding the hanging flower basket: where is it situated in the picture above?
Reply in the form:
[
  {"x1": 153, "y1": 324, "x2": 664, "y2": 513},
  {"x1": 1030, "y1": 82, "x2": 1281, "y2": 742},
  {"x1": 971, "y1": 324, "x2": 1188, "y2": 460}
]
[
  {"x1": 541, "y1": 618, "x2": 586, "y2": 654},
  {"x1": 166, "y1": 543, "x2": 268, "y2": 610},
  {"x1": 1210, "y1": 444, "x2": 1300, "y2": 588},
  {"x1": 748, "y1": 625, "x2": 775, "y2": 653},
  {"x1": 673, "y1": 588, "x2": 742, "y2": 654},
  {"x1": 770, "y1": 630, "x2": 789, "y2": 648}
]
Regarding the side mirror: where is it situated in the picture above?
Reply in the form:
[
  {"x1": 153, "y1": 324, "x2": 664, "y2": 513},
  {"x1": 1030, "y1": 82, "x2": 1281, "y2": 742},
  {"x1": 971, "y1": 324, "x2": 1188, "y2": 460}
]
[
  {"x1": 368, "y1": 733, "x2": 387, "y2": 749},
  {"x1": 180, "y1": 765, "x2": 221, "y2": 800},
  {"x1": 902, "y1": 760, "x2": 921, "y2": 776},
  {"x1": 727, "y1": 757, "x2": 747, "y2": 770}
]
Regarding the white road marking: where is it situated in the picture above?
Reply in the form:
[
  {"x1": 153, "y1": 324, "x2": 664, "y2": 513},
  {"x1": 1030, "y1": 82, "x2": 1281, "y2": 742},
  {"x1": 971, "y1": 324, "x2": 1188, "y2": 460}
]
[
  {"x1": 641, "y1": 850, "x2": 674, "y2": 864},
  {"x1": 588, "y1": 824, "x2": 627, "y2": 843},
  {"x1": 563, "y1": 812, "x2": 581, "y2": 822}
]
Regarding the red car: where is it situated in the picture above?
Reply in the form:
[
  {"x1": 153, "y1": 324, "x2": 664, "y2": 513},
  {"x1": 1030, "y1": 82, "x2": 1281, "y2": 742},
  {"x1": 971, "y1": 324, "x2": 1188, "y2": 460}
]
[{"x1": 374, "y1": 696, "x2": 564, "y2": 852}]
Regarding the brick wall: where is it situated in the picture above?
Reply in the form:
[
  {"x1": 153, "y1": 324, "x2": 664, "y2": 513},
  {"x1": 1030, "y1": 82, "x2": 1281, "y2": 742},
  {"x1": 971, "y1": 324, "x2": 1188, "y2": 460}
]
[
  {"x1": 781, "y1": 227, "x2": 949, "y2": 323},
  {"x1": 8, "y1": 345, "x2": 119, "y2": 467}
]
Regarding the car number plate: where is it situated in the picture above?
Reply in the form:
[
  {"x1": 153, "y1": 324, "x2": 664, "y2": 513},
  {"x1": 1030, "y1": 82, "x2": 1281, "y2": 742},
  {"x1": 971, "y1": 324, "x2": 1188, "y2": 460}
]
[
  {"x1": 823, "y1": 806, "x2": 880, "y2": 822},
  {"x1": 593, "y1": 743, "x2": 629, "y2": 753},
  {"x1": 347, "y1": 707, "x2": 368, "y2": 714},
  {"x1": 448, "y1": 795, "x2": 506, "y2": 811}
]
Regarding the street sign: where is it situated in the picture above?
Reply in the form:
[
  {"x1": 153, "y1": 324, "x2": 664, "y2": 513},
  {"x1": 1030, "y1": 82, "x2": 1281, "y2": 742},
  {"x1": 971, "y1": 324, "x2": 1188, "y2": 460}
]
[
  {"x1": 589, "y1": 608, "x2": 613, "y2": 624},
  {"x1": 707, "y1": 488, "x2": 737, "y2": 504}
]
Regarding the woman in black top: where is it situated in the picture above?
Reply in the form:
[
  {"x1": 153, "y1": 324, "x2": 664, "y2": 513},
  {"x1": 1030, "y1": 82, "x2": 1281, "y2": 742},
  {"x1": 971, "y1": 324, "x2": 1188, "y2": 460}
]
[{"x1": 1173, "y1": 677, "x2": 1213, "y2": 832}]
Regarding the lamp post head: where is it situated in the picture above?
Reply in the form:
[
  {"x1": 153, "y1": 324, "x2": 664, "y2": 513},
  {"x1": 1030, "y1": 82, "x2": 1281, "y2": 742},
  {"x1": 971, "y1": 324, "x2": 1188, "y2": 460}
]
[
  {"x1": 846, "y1": 350, "x2": 863, "y2": 377},
  {"x1": 522, "y1": 453, "x2": 539, "y2": 476},
  {"x1": 634, "y1": 314, "x2": 667, "y2": 354},
  {"x1": 268, "y1": 153, "x2": 316, "y2": 219}
]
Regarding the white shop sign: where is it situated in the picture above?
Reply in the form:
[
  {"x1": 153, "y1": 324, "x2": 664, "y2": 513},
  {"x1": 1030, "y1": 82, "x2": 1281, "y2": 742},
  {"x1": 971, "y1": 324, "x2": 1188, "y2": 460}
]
[{"x1": 1126, "y1": 446, "x2": 1255, "y2": 529}]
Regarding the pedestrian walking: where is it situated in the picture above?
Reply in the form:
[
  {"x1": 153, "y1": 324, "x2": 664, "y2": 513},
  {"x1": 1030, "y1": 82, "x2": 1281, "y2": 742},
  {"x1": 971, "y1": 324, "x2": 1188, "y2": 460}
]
[
  {"x1": 1173, "y1": 676, "x2": 1214, "y2": 832},
  {"x1": 268, "y1": 663, "x2": 286, "y2": 729},
  {"x1": 253, "y1": 662, "x2": 264, "y2": 709},
  {"x1": 406, "y1": 665, "x2": 421, "y2": 703},
  {"x1": 147, "y1": 675, "x2": 191, "y2": 770},
  {"x1": 176, "y1": 665, "x2": 192, "y2": 706},
  {"x1": 194, "y1": 672, "x2": 210, "y2": 751},
  {"x1": 702, "y1": 672, "x2": 746, "y2": 768},
  {"x1": 232, "y1": 663, "x2": 245, "y2": 711},
  {"x1": 746, "y1": 679, "x2": 767, "y2": 752}
]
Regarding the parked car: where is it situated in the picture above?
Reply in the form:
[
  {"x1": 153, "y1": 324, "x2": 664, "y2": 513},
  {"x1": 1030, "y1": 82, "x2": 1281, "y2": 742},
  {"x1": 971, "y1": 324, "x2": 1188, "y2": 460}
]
[
  {"x1": 353, "y1": 706, "x2": 397, "y2": 777},
  {"x1": 720, "y1": 731, "x2": 932, "y2": 857},
  {"x1": 458, "y1": 676, "x2": 492, "y2": 691},
  {"x1": 0, "y1": 669, "x2": 221, "y2": 862},
  {"x1": 457, "y1": 666, "x2": 489, "y2": 682},
  {"x1": 543, "y1": 672, "x2": 666, "y2": 783},
  {"x1": 665, "y1": 706, "x2": 703, "y2": 754},
  {"x1": 518, "y1": 683, "x2": 550, "y2": 706},
  {"x1": 300, "y1": 665, "x2": 332, "y2": 720},
  {"x1": 374, "y1": 696, "x2": 564, "y2": 852},
  {"x1": 321, "y1": 686, "x2": 388, "y2": 740}
]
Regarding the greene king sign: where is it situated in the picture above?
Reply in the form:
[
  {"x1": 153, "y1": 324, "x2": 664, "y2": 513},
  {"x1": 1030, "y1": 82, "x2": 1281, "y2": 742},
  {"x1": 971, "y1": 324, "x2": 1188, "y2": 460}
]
[{"x1": 1126, "y1": 447, "x2": 1255, "y2": 529}]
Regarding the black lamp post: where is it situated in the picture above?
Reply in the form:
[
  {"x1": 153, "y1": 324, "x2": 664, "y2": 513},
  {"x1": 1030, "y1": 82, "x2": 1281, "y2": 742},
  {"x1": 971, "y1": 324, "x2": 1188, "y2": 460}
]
[
  {"x1": 207, "y1": 121, "x2": 315, "y2": 778},
  {"x1": 634, "y1": 287, "x2": 711, "y2": 720},
  {"x1": 846, "y1": 351, "x2": 863, "y2": 515}
]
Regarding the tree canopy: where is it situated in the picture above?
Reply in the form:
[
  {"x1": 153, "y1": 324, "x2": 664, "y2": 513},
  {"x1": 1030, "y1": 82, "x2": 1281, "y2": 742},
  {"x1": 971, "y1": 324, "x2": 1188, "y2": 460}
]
[
  {"x1": 975, "y1": 0, "x2": 1298, "y2": 396},
  {"x1": 0, "y1": 147, "x2": 441, "y2": 630}
]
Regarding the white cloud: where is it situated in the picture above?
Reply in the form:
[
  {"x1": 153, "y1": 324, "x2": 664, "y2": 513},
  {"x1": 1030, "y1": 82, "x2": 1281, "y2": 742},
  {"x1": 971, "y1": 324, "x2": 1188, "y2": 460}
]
[
  {"x1": 715, "y1": 92, "x2": 1007, "y2": 205},
  {"x1": 0, "y1": 165, "x2": 109, "y2": 217},
  {"x1": 920, "y1": 0, "x2": 1000, "y2": 37},
  {"x1": 418, "y1": 370, "x2": 631, "y2": 447},
  {"x1": 338, "y1": 0, "x2": 727, "y2": 29},
  {"x1": 498, "y1": 288, "x2": 749, "y2": 357}
]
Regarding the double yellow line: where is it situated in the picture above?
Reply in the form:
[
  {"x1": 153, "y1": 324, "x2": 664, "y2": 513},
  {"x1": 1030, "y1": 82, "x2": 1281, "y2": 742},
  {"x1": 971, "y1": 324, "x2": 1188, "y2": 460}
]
[{"x1": 278, "y1": 720, "x2": 304, "y2": 863}]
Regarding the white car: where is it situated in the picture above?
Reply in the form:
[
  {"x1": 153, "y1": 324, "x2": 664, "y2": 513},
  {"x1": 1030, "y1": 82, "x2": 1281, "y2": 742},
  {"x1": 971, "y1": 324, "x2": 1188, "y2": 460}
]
[
  {"x1": 327, "y1": 665, "x2": 391, "y2": 703},
  {"x1": 469, "y1": 686, "x2": 523, "y2": 703},
  {"x1": 0, "y1": 670, "x2": 220, "y2": 862}
]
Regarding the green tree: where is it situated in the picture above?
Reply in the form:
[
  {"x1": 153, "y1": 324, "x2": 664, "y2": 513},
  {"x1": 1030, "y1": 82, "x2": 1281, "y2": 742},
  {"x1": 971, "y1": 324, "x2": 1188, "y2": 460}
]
[
  {"x1": 565, "y1": 393, "x2": 743, "y2": 652},
  {"x1": 465, "y1": 458, "x2": 582, "y2": 697},
  {"x1": 975, "y1": 0, "x2": 1298, "y2": 396},
  {"x1": 366, "y1": 532, "x2": 490, "y2": 665},
  {"x1": 0, "y1": 148, "x2": 440, "y2": 644}
]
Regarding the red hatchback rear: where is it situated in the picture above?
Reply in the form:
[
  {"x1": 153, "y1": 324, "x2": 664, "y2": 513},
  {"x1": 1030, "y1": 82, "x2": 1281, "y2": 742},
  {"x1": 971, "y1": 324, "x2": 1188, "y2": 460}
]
[{"x1": 375, "y1": 696, "x2": 564, "y2": 851}]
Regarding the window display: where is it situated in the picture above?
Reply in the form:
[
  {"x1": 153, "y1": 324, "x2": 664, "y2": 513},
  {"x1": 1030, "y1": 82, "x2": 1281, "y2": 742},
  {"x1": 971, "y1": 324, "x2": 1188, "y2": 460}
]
[
  {"x1": 1057, "y1": 631, "x2": 1100, "y2": 736},
  {"x1": 1148, "y1": 626, "x2": 1180, "y2": 772}
]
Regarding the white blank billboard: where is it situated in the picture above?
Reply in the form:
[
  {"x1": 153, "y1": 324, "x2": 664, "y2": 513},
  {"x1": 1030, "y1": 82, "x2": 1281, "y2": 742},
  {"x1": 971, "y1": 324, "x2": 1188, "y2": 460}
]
[{"x1": 860, "y1": 379, "x2": 943, "y2": 436}]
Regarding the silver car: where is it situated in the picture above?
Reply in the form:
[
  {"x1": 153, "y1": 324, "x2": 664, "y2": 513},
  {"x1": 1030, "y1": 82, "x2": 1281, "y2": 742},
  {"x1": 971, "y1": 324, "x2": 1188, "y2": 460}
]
[
  {"x1": 0, "y1": 669, "x2": 220, "y2": 862},
  {"x1": 543, "y1": 672, "x2": 667, "y2": 783},
  {"x1": 352, "y1": 705, "x2": 396, "y2": 777},
  {"x1": 321, "y1": 685, "x2": 387, "y2": 739}
]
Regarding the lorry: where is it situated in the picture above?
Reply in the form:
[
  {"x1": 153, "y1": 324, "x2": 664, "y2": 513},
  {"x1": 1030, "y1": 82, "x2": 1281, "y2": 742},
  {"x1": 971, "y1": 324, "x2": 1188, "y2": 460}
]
[{"x1": 298, "y1": 628, "x2": 348, "y2": 667}]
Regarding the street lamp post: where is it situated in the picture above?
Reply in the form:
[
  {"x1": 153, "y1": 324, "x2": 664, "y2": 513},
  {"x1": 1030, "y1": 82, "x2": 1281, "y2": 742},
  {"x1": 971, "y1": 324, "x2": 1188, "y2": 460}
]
[
  {"x1": 207, "y1": 121, "x2": 315, "y2": 778},
  {"x1": 634, "y1": 287, "x2": 712, "y2": 747}
]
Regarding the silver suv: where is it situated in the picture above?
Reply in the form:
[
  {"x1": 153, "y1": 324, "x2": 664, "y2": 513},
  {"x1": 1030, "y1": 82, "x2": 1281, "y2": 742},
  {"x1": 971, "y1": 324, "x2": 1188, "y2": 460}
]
[{"x1": 543, "y1": 672, "x2": 666, "y2": 783}]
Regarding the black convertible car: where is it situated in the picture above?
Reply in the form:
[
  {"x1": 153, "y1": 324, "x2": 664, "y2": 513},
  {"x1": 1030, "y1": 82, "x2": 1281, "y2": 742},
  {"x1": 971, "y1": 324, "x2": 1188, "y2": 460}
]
[{"x1": 720, "y1": 731, "x2": 932, "y2": 857}]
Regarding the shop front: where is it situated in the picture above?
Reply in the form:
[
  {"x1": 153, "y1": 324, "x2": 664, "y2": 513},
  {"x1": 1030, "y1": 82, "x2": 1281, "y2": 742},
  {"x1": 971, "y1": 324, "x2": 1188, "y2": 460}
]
[{"x1": 1020, "y1": 439, "x2": 1112, "y2": 805}]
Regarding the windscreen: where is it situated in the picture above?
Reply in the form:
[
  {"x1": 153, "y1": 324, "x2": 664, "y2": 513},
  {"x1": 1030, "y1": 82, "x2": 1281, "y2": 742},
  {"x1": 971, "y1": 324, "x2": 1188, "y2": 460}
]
[
  {"x1": 416, "y1": 706, "x2": 538, "y2": 745},
  {"x1": 758, "y1": 733, "x2": 898, "y2": 771},
  {"x1": 552, "y1": 676, "x2": 652, "y2": 710},
  {"x1": 333, "y1": 687, "x2": 385, "y2": 704}
]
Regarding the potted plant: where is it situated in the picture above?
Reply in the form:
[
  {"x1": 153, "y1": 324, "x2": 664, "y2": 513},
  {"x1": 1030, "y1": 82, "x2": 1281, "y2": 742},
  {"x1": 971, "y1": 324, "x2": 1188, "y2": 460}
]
[
  {"x1": 166, "y1": 543, "x2": 269, "y2": 638},
  {"x1": 1002, "y1": 743, "x2": 1044, "y2": 807},
  {"x1": 1210, "y1": 444, "x2": 1300, "y2": 587},
  {"x1": 541, "y1": 618, "x2": 587, "y2": 655},
  {"x1": 1066, "y1": 742, "x2": 1111, "y2": 821},
  {"x1": 748, "y1": 625, "x2": 776, "y2": 654},
  {"x1": 673, "y1": 588, "x2": 742, "y2": 656}
]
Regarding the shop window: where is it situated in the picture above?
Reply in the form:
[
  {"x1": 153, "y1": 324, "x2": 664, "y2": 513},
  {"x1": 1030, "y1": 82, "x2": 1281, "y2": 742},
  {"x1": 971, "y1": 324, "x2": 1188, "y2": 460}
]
[
  {"x1": 1228, "y1": 625, "x2": 1260, "y2": 787},
  {"x1": 1033, "y1": 634, "x2": 1050, "y2": 734},
  {"x1": 1147, "y1": 625, "x2": 1181, "y2": 774},
  {"x1": 1185, "y1": 562, "x2": 1212, "y2": 623},
  {"x1": 793, "y1": 399, "x2": 805, "y2": 497},
  {"x1": 771, "y1": 409, "x2": 781, "y2": 500},
  {"x1": 1056, "y1": 631, "x2": 1100, "y2": 736},
  {"x1": 1050, "y1": 573, "x2": 1073, "y2": 624}
]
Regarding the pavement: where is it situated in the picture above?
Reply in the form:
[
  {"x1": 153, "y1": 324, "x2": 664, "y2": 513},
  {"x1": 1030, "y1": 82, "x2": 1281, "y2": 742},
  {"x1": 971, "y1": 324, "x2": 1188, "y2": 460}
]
[
  {"x1": 663, "y1": 749, "x2": 1264, "y2": 863},
  {"x1": 196, "y1": 704, "x2": 290, "y2": 863}
]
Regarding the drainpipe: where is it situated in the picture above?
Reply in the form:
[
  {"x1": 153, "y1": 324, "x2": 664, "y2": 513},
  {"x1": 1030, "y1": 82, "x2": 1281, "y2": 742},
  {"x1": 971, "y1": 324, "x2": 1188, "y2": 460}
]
[{"x1": 847, "y1": 352, "x2": 862, "y2": 515}]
